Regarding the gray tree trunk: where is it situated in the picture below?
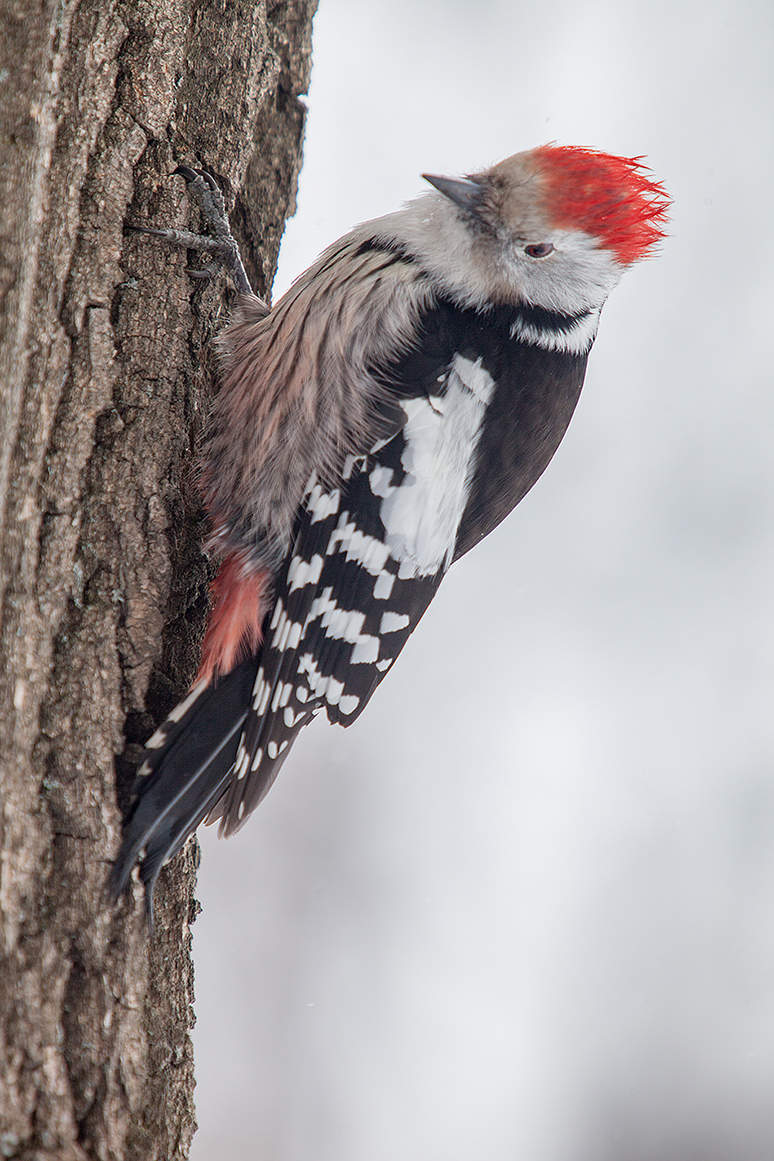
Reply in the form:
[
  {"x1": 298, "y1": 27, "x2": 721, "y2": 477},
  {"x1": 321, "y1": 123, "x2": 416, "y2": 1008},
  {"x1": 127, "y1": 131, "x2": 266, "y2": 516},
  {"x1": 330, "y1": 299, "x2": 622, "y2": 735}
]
[{"x1": 0, "y1": 1, "x2": 316, "y2": 1156}]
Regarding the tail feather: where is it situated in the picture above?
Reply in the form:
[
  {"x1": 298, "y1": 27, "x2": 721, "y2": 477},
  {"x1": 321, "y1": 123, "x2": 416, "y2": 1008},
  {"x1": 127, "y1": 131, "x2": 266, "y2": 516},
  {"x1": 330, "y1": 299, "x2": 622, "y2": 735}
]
[
  {"x1": 110, "y1": 657, "x2": 258, "y2": 905},
  {"x1": 137, "y1": 770, "x2": 234, "y2": 927}
]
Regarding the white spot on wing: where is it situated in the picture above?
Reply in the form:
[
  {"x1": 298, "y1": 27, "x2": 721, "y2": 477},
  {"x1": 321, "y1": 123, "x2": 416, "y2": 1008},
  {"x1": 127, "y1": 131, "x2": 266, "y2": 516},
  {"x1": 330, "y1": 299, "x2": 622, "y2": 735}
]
[
  {"x1": 315, "y1": 595, "x2": 382, "y2": 666},
  {"x1": 320, "y1": 605, "x2": 363, "y2": 641},
  {"x1": 271, "y1": 605, "x2": 302, "y2": 651},
  {"x1": 373, "y1": 571, "x2": 395, "y2": 599},
  {"x1": 235, "y1": 747, "x2": 250, "y2": 780},
  {"x1": 307, "y1": 482, "x2": 340, "y2": 523},
  {"x1": 342, "y1": 452, "x2": 367, "y2": 479},
  {"x1": 288, "y1": 553, "x2": 324, "y2": 591},
  {"x1": 297, "y1": 653, "x2": 347, "y2": 709},
  {"x1": 351, "y1": 637, "x2": 379, "y2": 664},
  {"x1": 380, "y1": 611, "x2": 410, "y2": 633},
  {"x1": 328, "y1": 518, "x2": 390, "y2": 575},
  {"x1": 272, "y1": 681, "x2": 292, "y2": 712},
  {"x1": 252, "y1": 677, "x2": 270, "y2": 716},
  {"x1": 369, "y1": 465, "x2": 394, "y2": 497}
]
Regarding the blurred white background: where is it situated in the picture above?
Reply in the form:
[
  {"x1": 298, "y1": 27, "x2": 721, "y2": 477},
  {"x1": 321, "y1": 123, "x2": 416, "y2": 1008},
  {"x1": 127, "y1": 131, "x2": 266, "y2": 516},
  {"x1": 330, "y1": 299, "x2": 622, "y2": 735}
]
[{"x1": 191, "y1": 1, "x2": 774, "y2": 1157}]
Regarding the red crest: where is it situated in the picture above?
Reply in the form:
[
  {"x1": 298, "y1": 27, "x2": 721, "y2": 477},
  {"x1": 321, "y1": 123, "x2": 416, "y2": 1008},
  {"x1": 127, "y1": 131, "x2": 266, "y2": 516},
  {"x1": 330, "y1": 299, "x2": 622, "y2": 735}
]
[{"x1": 534, "y1": 145, "x2": 670, "y2": 265}]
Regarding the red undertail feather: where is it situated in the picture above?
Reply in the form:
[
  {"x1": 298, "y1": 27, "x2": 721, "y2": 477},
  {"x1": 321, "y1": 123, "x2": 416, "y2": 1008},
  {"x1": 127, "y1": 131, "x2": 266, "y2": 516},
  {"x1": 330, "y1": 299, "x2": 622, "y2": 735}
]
[
  {"x1": 197, "y1": 554, "x2": 269, "y2": 685},
  {"x1": 535, "y1": 145, "x2": 670, "y2": 265}
]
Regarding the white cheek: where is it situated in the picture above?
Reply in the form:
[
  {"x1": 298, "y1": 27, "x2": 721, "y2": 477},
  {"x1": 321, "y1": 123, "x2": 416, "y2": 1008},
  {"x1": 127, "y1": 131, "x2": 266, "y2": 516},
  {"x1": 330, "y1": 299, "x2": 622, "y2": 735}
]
[{"x1": 506, "y1": 229, "x2": 623, "y2": 314}]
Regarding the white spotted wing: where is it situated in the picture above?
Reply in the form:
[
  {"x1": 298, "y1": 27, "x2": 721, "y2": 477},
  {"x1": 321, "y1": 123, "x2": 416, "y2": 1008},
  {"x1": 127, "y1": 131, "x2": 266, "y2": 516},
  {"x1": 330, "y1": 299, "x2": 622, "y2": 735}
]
[{"x1": 213, "y1": 353, "x2": 497, "y2": 831}]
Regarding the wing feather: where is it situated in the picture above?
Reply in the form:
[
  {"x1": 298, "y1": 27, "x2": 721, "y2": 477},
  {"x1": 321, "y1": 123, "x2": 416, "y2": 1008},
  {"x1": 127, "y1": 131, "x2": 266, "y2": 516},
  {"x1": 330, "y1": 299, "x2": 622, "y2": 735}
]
[{"x1": 216, "y1": 409, "x2": 448, "y2": 834}]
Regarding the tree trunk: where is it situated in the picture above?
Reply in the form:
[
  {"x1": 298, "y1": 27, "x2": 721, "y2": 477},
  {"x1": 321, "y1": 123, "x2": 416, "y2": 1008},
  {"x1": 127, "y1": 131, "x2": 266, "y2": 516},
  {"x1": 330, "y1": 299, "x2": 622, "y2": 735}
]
[{"x1": 0, "y1": 1, "x2": 316, "y2": 1156}]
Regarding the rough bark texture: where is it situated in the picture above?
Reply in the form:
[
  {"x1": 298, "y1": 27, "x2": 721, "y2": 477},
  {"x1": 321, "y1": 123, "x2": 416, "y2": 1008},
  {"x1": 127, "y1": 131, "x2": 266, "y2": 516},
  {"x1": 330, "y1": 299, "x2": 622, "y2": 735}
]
[{"x1": 0, "y1": 1, "x2": 317, "y2": 1157}]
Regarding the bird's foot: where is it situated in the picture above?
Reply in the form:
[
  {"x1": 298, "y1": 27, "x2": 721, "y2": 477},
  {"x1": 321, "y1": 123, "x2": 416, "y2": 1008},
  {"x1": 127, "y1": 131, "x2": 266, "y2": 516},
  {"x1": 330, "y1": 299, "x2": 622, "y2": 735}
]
[{"x1": 128, "y1": 167, "x2": 254, "y2": 296}]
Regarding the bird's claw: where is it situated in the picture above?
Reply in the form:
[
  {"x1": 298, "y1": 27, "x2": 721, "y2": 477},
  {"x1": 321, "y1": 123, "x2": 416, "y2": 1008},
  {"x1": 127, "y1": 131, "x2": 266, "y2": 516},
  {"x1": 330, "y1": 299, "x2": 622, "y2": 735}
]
[
  {"x1": 173, "y1": 167, "x2": 231, "y2": 242},
  {"x1": 126, "y1": 166, "x2": 254, "y2": 296},
  {"x1": 186, "y1": 261, "x2": 220, "y2": 281}
]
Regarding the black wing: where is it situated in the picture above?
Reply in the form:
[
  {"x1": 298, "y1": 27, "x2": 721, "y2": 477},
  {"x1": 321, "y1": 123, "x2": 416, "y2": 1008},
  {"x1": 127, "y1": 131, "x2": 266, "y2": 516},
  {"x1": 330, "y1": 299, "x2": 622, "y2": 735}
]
[{"x1": 213, "y1": 420, "x2": 446, "y2": 832}]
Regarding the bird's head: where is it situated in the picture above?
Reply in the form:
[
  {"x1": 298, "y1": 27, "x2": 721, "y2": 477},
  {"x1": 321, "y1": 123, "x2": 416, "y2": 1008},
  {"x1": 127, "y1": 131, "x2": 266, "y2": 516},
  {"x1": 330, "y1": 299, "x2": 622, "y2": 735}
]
[{"x1": 409, "y1": 145, "x2": 670, "y2": 315}]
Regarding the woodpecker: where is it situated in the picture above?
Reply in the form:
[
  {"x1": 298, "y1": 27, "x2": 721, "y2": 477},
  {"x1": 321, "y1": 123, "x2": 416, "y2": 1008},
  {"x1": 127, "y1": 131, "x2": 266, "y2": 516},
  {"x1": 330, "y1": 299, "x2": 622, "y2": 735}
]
[{"x1": 112, "y1": 146, "x2": 669, "y2": 908}]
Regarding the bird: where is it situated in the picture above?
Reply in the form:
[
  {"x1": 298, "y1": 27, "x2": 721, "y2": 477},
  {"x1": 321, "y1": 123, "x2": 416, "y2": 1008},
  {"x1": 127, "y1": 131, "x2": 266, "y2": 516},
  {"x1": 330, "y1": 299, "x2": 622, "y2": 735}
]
[{"x1": 112, "y1": 145, "x2": 669, "y2": 911}]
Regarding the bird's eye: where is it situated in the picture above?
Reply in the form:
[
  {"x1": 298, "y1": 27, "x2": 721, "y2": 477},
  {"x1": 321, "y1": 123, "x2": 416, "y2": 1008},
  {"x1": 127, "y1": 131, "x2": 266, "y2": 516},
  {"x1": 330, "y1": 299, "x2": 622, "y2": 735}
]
[{"x1": 525, "y1": 242, "x2": 554, "y2": 259}]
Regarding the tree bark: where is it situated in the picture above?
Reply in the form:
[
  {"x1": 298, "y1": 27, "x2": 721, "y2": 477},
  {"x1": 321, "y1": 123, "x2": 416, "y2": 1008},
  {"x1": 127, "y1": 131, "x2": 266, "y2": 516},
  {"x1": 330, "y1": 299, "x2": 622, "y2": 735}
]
[{"x1": 0, "y1": 1, "x2": 316, "y2": 1156}]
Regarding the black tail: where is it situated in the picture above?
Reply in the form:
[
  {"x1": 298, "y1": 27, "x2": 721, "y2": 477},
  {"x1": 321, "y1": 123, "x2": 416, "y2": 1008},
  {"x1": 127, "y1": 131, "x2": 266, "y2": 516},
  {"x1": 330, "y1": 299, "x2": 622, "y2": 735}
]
[{"x1": 110, "y1": 657, "x2": 258, "y2": 917}]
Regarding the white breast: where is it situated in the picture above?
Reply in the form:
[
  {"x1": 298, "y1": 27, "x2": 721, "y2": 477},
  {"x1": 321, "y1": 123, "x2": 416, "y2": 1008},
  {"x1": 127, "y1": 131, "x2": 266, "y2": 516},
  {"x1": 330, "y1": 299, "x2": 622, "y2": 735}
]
[{"x1": 377, "y1": 353, "x2": 495, "y2": 577}]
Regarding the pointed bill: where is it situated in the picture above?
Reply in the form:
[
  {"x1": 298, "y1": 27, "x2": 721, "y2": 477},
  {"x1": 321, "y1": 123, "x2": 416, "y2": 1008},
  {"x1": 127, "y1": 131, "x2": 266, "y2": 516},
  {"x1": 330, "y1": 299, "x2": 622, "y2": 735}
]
[{"x1": 422, "y1": 173, "x2": 484, "y2": 217}]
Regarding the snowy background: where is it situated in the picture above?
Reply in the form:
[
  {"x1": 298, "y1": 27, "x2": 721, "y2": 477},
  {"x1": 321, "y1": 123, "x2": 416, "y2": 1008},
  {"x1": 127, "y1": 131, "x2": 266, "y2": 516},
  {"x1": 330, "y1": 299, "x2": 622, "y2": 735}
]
[{"x1": 191, "y1": 1, "x2": 774, "y2": 1158}]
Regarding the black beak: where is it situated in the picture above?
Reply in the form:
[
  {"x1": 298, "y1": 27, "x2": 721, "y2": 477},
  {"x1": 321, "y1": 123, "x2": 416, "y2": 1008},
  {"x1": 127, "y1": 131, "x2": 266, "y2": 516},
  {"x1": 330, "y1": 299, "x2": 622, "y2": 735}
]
[{"x1": 422, "y1": 174, "x2": 484, "y2": 218}]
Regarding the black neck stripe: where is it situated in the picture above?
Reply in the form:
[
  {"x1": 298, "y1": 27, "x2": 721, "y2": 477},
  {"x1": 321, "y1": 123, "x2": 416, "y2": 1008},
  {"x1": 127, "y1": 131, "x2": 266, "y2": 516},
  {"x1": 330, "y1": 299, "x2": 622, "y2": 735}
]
[{"x1": 512, "y1": 303, "x2": 593, "y2": 335}]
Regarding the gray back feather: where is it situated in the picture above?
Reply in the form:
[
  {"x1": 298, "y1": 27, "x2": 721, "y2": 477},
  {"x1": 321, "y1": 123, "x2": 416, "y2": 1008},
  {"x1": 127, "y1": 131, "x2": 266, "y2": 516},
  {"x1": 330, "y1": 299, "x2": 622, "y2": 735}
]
[{"x1": 205, "y1": 231, "x2": 437, "y2": 569}]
